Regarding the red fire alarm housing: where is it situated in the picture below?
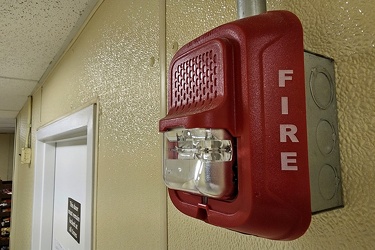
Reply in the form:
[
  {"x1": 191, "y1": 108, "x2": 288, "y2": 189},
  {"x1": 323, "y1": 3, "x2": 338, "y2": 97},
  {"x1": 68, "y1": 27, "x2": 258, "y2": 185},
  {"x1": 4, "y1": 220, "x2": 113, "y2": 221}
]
[{"x1": 159, "y1": 11, "x2": 311, "y2": 240}]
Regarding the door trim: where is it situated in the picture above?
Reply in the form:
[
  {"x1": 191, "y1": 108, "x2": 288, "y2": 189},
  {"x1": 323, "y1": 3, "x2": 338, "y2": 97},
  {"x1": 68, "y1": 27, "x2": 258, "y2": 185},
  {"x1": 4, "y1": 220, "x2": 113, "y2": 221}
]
[{"x1": 31, "y1": 104, "x2": 96, "y2": 250}]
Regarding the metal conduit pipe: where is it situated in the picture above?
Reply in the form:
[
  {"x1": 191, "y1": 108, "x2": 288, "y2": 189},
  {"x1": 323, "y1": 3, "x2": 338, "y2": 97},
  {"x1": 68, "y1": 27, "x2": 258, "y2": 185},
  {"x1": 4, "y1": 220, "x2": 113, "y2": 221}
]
[{"x1": 237, "y1": 0, "x2": 267, "y2": 18}]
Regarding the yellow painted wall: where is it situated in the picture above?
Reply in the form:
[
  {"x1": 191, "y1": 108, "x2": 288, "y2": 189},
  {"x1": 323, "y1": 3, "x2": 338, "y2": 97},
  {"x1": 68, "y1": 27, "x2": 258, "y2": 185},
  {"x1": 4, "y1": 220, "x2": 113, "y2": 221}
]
[
  {"x1": 11, "y1": 0, "x2": 166, "y2": 249},
  {"x1": 10, "y1": 0, "x2": 375, "y2": 249},
  {"x1": 0, "y1": 134, "x2": 14, "y2": 181},
  {"x1": 12, "y1": 100, "x2": 34, "y2": 249}
]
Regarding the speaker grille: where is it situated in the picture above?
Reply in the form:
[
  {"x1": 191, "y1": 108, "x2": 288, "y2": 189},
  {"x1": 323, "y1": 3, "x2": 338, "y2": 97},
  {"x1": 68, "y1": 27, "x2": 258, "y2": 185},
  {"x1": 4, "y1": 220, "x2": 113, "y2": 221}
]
[{"x1": 170, "y1": 39, "x2": 227, "y2": 114}]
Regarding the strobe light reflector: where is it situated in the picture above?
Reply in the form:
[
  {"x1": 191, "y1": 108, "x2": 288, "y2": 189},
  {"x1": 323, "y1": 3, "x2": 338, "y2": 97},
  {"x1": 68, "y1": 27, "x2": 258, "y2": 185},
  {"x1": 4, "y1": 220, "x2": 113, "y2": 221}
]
[{"x1": 163, "y1": 128, "x2": 235, "y2": 200}]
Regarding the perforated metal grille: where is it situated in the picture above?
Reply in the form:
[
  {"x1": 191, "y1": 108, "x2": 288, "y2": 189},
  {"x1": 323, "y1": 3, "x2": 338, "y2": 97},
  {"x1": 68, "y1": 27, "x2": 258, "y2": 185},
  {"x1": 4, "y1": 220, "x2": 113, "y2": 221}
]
[{"x1": 170, "y1": 40, "x2": 226, "y2": 113}]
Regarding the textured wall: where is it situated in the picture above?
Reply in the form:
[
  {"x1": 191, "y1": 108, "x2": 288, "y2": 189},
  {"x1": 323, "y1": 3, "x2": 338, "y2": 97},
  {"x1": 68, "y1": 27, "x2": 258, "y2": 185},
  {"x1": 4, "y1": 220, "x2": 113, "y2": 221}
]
[
  {"x1": 0, "y1": 134, "x2": 14, "y2": 181},
  {"x1": 11, "y1": 100, "x2": 34, "y2": 250},
  {"x1": 41, "y1": 1, "x2": 165, "y2": 248},
  {"x1": 11, "y1": 0, "x2": 166, "y2": 249},
  {"x1": 166, "y1": 0, "x2": 375, "y2": 249}
]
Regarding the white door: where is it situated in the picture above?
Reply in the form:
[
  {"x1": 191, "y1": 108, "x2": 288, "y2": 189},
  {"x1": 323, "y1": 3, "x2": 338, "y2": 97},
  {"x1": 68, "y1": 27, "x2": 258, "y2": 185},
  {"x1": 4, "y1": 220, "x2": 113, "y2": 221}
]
[
  {"x1": 31, "y1": 105, "x2": 96, "y2": 250},
  {"x1": 52, "y1": 138, "x2": 90, "y2": 250}
]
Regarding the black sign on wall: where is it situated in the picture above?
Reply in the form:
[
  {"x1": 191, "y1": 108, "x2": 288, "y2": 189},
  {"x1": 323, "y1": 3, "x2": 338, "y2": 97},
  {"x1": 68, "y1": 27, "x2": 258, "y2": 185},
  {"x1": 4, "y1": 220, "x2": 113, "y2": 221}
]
[{"x1": 67, "y1": 197, "x2": 81, "y2": 243}]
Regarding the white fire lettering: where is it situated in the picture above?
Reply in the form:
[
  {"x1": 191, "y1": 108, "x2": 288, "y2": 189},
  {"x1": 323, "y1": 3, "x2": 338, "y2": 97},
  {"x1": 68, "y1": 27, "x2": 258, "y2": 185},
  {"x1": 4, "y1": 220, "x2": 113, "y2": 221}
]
[
  {"x1": 279, "y1": 70, "x2": 298, "y2": 171},
  {"x1": 280, "y1": 124, "x2": 299, "y2": 142},
  {"x1": 281, "y1": 152, "x2": 298, "y2": 171},
  {"x1": 278, "y1": 70, "x2": 293, "y2": 87}
]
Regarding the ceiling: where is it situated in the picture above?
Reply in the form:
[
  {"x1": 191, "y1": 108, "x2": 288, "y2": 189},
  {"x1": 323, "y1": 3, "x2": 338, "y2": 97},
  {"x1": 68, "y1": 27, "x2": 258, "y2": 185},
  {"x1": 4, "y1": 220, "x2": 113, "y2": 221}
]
[{"x1": 0, "y1": 0, "x2": 99, "y2": 133}]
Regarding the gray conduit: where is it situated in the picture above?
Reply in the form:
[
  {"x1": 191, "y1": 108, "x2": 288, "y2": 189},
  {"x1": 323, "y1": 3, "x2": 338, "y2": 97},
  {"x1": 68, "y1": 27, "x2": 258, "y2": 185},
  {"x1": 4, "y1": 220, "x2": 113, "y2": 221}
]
[{"x1": 237, "y1": 0, "x2": 267, "y2": 18}]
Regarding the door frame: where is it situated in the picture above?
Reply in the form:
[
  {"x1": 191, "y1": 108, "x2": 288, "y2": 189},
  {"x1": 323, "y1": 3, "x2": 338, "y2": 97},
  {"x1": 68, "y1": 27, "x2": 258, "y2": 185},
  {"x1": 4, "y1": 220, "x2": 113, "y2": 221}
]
[{"x1": 31, "y1": 104, "x2": 97, "y2": 250}]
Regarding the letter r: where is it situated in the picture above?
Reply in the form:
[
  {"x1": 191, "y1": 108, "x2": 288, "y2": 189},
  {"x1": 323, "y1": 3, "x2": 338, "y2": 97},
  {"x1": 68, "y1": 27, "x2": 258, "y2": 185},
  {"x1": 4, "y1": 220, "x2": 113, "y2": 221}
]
[{"x1": 280, "y1": 124, "x2": 299, "y2": 142}]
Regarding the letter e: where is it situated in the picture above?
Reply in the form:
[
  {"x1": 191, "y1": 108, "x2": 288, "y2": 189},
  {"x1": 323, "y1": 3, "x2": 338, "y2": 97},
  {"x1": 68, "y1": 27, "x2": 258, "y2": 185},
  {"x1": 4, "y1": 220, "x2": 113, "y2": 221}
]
[{"x1": 281, "y1": 152, "x2": 298, "y2": 171}]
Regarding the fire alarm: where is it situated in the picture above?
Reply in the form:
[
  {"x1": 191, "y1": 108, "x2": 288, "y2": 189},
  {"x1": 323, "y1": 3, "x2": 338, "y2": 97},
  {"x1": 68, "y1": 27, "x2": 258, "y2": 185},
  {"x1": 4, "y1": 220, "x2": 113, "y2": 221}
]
[{"x1": 159, "y1": 11, "x2": 311, "y2": 240}]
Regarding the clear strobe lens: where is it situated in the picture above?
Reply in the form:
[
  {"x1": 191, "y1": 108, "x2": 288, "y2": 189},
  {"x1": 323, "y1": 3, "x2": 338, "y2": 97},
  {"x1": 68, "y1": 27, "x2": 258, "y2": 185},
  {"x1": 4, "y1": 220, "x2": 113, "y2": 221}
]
[{"x1": 163, "y1": 128, "x2": 235, "y2": 199}]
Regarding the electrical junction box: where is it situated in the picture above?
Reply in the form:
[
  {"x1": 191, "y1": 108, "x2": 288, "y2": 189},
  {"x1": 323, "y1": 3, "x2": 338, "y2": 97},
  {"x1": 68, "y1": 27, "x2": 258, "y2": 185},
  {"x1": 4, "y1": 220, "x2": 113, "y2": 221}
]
[
  {"x1": 21, "y1": 147, "x2": 32, "y2": 165},
  {"x1": 159, "y1": 10, "x2": 343, "y2": 240},
  {"x1": 304, "y1": 51, "x2": 343, "y2": 213}
]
